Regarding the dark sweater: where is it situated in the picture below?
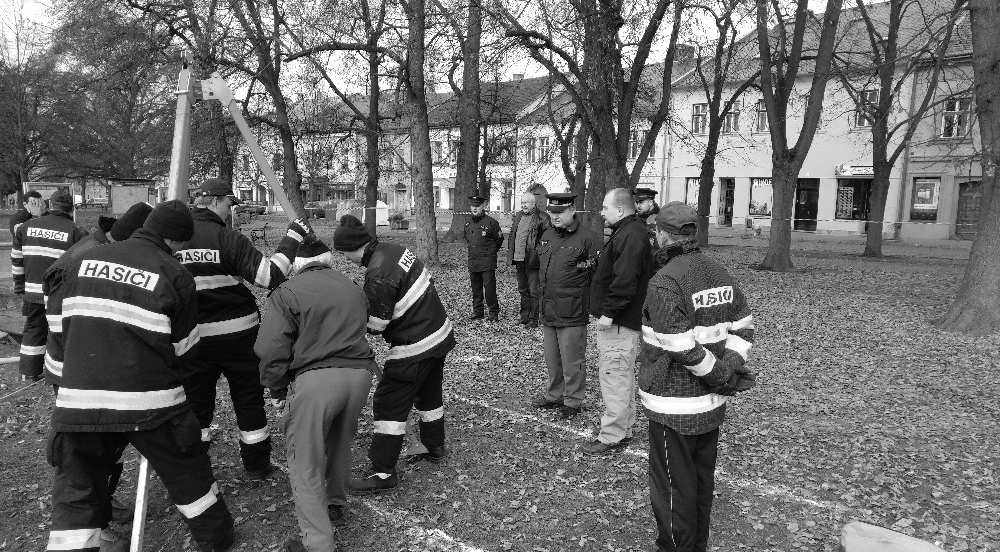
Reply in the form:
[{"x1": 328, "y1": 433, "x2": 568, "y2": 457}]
[{"x1": 589, "y1": 214, "x2": 652, "y2": 330}]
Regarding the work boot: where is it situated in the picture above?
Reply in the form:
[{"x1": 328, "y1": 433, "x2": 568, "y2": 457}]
[
  {"x1": 487, "y1": 311, "x2": 499, "y2": 322},
  {"x1": 559, "y1": 405, "x2": 582, "y2": 419},
  {"x1": 349, "y1": 472, "x2": 399, "y2": 496},
  {"x1": 406, "y1": 445, "x2": 447, "y2": 464},
  {"x1": 99, "y1": 528, "x2": 129, "y2": 552},
  {"x1": 581, "y1": 438, "x2": 631, "y2": 456},
  {"x1": 469, "y1": 312, "x2": 484, "y2": 321},
  {"x1": 531, "y1": 396, "x2": 562, "y2": 410},
  {"x1": 244, "y1": 463, "x2": 276, "y2": 481},
  {"x1": 328, "y1": 504, "x2": 349, "y2": 527},
  {"x1": 196, "y1": 524, "x2": 234, "y2": 552}
]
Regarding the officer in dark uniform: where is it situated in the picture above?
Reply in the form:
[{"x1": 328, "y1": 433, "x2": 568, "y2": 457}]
[
  {"x1": 463, "y1": 194, "x2": 503, "y2": 321},
  {"x1": 633, "y1": 187, "x2": 660, "y2": 250}
]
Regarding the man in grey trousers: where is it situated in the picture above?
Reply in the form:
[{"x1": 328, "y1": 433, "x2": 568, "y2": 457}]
[{"x1": 255, "y1": 236, "x2": 375, "y2": 552}]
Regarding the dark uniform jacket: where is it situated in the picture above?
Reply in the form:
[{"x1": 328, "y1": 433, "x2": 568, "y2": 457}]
[
  {"x1": 9, "y1": 208, "x2": 32, "y2": 237},
  {"x1": 256, "y1": 262, "x2": 376, "y2": 397},
  {"x1": 639, "y1": 240, "x2": 755, "y2": 436},
  {"x1": 174, "y1": 209, "x2": 300, "y2": 358},
  {"x1": 362, "y1": 240, "x2": 455, "y2": 368},
  {"x1": 50, "y1": 229, "x2": 202, "y2": 432},
  {"x1": 537, "y1": 216, "x2": 601, "y2": 327},
  {"x1": 12, "y1": 211, "x2": 86, "y2": 303},
  {"x1": 463, "y1": 214, "x2": 503, "y2": 272},
  {"x1": 589, "y1": 214, "x2": 652, "y2": 330},
  {"x1": 42, "y1": 230, "x2": 113, "y2": 386},
  {"x1": 506, "y1": 209, "x2": 549, "y2": 269}
]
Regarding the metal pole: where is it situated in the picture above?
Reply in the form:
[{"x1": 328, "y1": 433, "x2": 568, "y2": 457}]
[
  {"x1": 128, "y1": 456, "x2": 151, "y2": 552},
  {"x1": 166, "y1": 59, "x2": 195, "y2": 204}
]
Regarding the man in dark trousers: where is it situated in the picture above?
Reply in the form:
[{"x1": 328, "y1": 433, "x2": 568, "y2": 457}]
[
  {"x1": 641, "y1": 202, "x2": 756, "y2": 552},
  {"x1": 531, "y1": 193, "x2": 601, "y2": 419},
  {"x1": 256, "y1": 236, "x2": 375, "y2": 552},
  {"x1": 463, "y1": 193, "x2": 503, "y2": 321},
  {"x1": 506, "y1": 190, "x2": 549, "y2": 328},
  {"x1": 11, "y1": 190, "x2": 86, "y2": 382},
  {"x1": 45, "y1": 200, "x2": 235, "y2": 552},
  {"x1": 334, "y1": 215, "x2": 455, "y2": 495},
  {"x1": 177, "y1": 178, "x2": 310, "y2": 480},
  {"x1": 584, "y1": 188, "x2": 652, "y2": 455}
]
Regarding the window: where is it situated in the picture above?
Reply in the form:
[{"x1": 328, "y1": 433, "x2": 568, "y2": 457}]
[
  {"x1": 431, "y1": 141, "x2": 443, "y2": 164},
  {"x1": 749, "y1": 177, "x2": 773, "y2": 217},
  {"x1": 753, "y1": 100, "x2": 769, "y2": 133},
  {"x1": 525, "y1": 138, "x2": 536, "y2": 163},
  {"x1": 629, "y1": 131, "x2": 654, "y2": 159},
  {"x1": 911, "y1": 177, "x2": 940, "y2": 221},
  {"x1": 537, "y1": 137, "x2": 550, "y2": 162},
  {"x1": 447, "y1": 140, "x2": 458, "y2": 164},
  {"x1": 691, "y1": 104, "x2": 708, "y2": 135},
  {"x1": 722, "y1": 104, "x2": 740, "y2": 133},
  {"x1": 941, "y1": 97, "x2": 972, "y2": 138},
  {"x1": 685, "y1": 178, "x2": 701, "y2": 207},
  {"x1": 835, "y1": 179, "x2": 871, "y2": 220},
  {"x1": 853, "y1": 90, "x2": 878, "y2": 128}
]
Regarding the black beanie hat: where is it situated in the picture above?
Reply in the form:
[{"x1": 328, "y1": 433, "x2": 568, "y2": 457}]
[
  {"x1": 143, "y1": 200, "x2": 194, "y2": 242},
  {"x1": 110, "y1": 202, "x2": 153, "y2": 241},
  {"x1": 298, "y1": 234, "x2": 332, "y2": 259},
  {"x1": 333, "y1": 215, "x2": 372, "y2": 252},
  {"x1": 97, "y1": 215, "x2": 117, "y2": 233}
]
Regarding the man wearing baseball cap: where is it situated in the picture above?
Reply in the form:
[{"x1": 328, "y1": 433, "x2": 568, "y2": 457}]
[
  {"x1": 178, "y1": 178, "x2": 311, "y2": 480},
  {"x1": 640, "y1": 201, "x2": 756, "y2": 552}
]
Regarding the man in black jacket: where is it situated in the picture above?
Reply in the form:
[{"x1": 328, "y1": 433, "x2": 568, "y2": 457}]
[
  {"x1": 463, "y1": 194, "x2": 503, "y2": 321},
  {"x1": 531, "y1": 193, "x2": 601, "y2": 419},
  {"x1": 583, "y1": 188, "x2": 652, "y2": 454},
  {"x1": 506, "y1": 191, "x2": 549, "y2": 327}
]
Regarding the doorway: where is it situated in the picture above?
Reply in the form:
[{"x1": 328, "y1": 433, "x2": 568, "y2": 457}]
[
  {"x1": 794, "y1": 178, "x2": 820, "y2": 231},
  {"x1": 719, "y1": 178, "x2": 735, "y2": 226},
  {"x1": 956, "y1": 180, "x2": 982, "y2": 239}
]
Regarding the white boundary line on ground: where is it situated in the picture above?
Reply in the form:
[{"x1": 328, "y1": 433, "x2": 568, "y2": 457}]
[
  {"x1": 448, "y1": 394, "x2": 845, "y2": 513},
  {"x1": 272, "y1": 462, "x2": 490, "y2": 552}
]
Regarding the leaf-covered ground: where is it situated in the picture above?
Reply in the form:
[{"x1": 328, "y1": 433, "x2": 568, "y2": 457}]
[{"x1": 1, "y1": 229, "x2": 998, "y2": 552}]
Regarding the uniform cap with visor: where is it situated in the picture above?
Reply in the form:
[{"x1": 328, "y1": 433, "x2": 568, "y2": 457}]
[
  {"x1": 545, "y1": 192, "x2": 577, "y2": 213},
  {"x1": 197, "y1": 178, "x2": 241, "y2": 204}
]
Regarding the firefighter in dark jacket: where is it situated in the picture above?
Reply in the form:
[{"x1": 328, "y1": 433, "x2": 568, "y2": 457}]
[
  {"x1": 583, "y1": 188, "x2": 652, "y2": 455},
  {"x1": 506, "y1": 190, "x2": 549, "y2": 327},
  {"x1": 463, "y1": 194, "x2": 503, "y2": 321},
  {"x1": 177, "y1": 179, "x2": 310, "y2": 480},
  {"x1": 255, "y1": 236, "x2": 375, "y2": 552},
  {"x1": 45, "y1": 201, "x2": 235, "y2": 552},
  {"x1": 641, "y1": 202, "x2": 756, "y2": 552},
  {"x1": 334, "y1": 215, "x2": 455, "y2": 495},
  {"x1": 531, "y1": 193, "x2": 601, "y2": 419},
  {"x1": 9, "y1": 190, "x2": 45, "y2": 237},
  {"x1": 11, "y1": 190, "x2": 86, "y2": 382},
  {"x1": 634, "y1": 187, "x2": 660, "y2": 251}
]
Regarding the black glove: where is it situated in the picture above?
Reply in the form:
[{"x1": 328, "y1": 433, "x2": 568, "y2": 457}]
[
  {"x1": 715, "y1": 366, "x2": 757, "y2": 396},
  {"x1": 286, "y1": 218, "x2": 312, "y2": 242}
]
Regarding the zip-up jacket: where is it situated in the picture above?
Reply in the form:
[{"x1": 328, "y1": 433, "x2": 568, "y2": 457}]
[
  {"x1": 42, "y1": 231, "x2": 112, "y2": 386},
  {"x1": 256, "y1": 263, "x2": 376, "y2": 397},
  {"x1": 9, "y1": 208, "x2": 32, "y2": 237},
  {"x1": 639, "y1": 240, "x2": 755, "y2": 435},
  {"x1": 463, "y1": 214, "x2": 503, "y2": 272},
  {"x1": 175, "y1": 209, "x2": 300, "y2": 356},
  {"x1": 589, "y1": 214, "x2": 652, "y2": 330},
  {"x1": 537, "y1": 216, "x2": 601, "y2": 327},
  {"x1": 362, "y1": 240, "x2": 455, "y2": 367},
  {"x1": 50, "y1": 229, "x2": 202, "y2": 432},
  {"x1": 11, "y1": 211, "x2": 86, "y2": 303},
  {"x1": 506, "y1": 209, "x2": 549, "y2": 268}
]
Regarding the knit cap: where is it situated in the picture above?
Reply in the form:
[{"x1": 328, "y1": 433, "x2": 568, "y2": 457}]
[
  {"x1": 110, "y1": 202, "x2": 153, "y2": 241},
  {"x1": 656, "y1": 201, "x2": 697, "y2": 235},
  {"x1": 49, "y1": 190, "x2": 74, "y2": 212},
  {"x1": 143, "y1": 200, "x2": 194, "y2": 241},
  {"x1": 333, "y1": 215, "x2": 372, "y2": 252},
  {"x1": 293, "y1": 234, "x2": 334, "y2": 270}
]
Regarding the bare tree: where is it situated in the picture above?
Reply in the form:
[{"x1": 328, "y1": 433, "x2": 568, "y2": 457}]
[
  {"x1": 755, "y1": 0, "x2": 845, "y2": 271},
  {"x1": 832, "y1": 0, "x2": 968, "y2": 257},
  {"x1": 935, "y1": 0, "x2": 1000, "y2": 334}
]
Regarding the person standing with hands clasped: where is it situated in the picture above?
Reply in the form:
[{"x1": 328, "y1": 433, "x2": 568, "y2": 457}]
[
  {"x1": 507, "y1": 190, "x2": 549, "y2": 328},
  {"x1": 640, "y1": 202, "x2": 756, "y2": 552},
  {"x1": 463, "y1": 193, "x2": 503, "y2": 321},
  {"x1": 584, "y1": 188, "x2": 652, "y2": 455}
]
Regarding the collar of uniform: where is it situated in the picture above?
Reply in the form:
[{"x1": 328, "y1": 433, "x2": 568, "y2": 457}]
[
  {"x1": 298, "y1": 262, "x2": 330, "y2": 274},
  {"x1": 360, "y1": 239, "x2": 380, "y2": 267},
  {"x1": 555, "y1": 214, "x2": 580, "y2": 235},
  {"x1": 609, "y1": 213, "x2": 640, "y2": 232},
  {"x1": 654, "y1": 237, "x2": 698, "y2": 266},
  {"x1": 46, "y1": 210, "x2": 73, "y2": 221},
  {"x1": 192, "y1": 207, "x2": 225, "y2": 226},
  {"x1": 130, "y1": 228, "x2": 172, "y2": 253}
]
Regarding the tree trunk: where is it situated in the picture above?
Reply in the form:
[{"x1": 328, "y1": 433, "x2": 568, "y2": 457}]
[
  {"x1": 443, "y1": 0, "x2": 481, "y2": 243},
  {"x1": 365, "y1": 49, "x2": 381, "y2": 236},
  {"x1": 402, "y1": 0, "x2": 438, "y2": 263},
  {"x1": 935, "y1": 0, "x2": 1000, "y2": 334},
  {"x1": 864, "y1": 162, "x2": 892, "y2": 257},
  {"x1": 760, "y1": 164, "x2": 797, "y2": 271},
  {"x1": 570, "y1": 121, "x2": 589, "y2": 200},
  {"x1": 696, "y1": 153, "x2": 717, "y2": 247}
]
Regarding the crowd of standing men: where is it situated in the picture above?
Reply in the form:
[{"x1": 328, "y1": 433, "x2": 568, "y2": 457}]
[{"x1": 9, "y1": 179, "x2": 756, "y2": 552}]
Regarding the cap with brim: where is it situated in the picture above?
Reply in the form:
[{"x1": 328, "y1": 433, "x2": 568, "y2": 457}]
[
  {"x1": 469, "y1": 195, "x2": 486, "y2": 206},
  {"x1": 198, "y1": 178, "x2": 241, "y2": 204},
  {"x1": 545, "y1": 192, "x2": 576, "y2": 213},
  {"x1": 633, "y1": 187, "x2": 658, "y2": 200},
  {"x1": 656, "y1": 201, "x2": 697, "y2": 235}
]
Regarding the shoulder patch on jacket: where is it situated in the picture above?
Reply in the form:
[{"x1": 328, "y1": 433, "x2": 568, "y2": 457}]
[
  {"x1": 692, "y1": 286, "x2": 733, "y2": 310},
  {"x1": 398, "y1": 248, "x2": 416, "y2": 272}
]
